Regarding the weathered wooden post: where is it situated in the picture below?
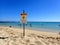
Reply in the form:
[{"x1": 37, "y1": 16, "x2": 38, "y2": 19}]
[{"x1": 20, "y1": 10, "x2": 27, "y2": 37}]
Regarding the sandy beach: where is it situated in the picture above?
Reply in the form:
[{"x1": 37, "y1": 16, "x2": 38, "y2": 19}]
[{"x1": 0, "y1": 26, "x2": 60, "y2": 45}]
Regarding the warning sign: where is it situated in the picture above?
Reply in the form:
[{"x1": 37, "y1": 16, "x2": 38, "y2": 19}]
[{"x1": 20, "y1": 11, "x2": 27, "y2": 24}]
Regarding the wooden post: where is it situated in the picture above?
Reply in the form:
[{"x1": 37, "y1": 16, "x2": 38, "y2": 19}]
[{"x1": 23, "y1": 23, "x2": 25, "y2": 37}]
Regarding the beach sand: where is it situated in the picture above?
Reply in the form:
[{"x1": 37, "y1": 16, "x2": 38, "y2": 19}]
[{"x1": 0, "y1": 26, "x2": 60, "y2": 45}]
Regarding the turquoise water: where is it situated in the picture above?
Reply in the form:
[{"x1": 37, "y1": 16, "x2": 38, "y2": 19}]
[{"x1": 0, "y1": 22, "x2": 60, "y2": 32}]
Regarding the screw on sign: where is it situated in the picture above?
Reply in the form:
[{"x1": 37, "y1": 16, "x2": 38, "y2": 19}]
[{"x1": 20, "y1": 10, "x2": 27, "y2": 37}]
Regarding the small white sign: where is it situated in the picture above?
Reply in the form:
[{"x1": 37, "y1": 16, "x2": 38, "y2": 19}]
[{"x1": 20, "y1": 12, "x2": 27, "y2": 24}]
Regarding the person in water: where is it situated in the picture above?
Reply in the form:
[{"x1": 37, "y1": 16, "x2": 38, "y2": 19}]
[
  {"x1": 9, "y1": 26, "x2": 12, "y2": 28},
  {"x1": 30, "y1": 24, "x2": 32, "y2": 27}
]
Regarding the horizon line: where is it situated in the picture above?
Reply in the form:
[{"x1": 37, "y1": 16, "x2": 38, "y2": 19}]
[{"x1": 0, "y1": 21, "x2": 60, "y2": 22}]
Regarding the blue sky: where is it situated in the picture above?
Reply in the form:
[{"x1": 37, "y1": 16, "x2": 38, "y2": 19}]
[{"x1": 0, "y1": 0, "x2": 60, "y2": 22}]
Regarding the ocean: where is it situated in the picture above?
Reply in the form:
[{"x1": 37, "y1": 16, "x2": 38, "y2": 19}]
[{"x1": 0, "y1": 22, "x2": 60, "y2": 32}]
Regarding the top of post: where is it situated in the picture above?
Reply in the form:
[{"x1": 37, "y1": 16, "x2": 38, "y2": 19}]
[
  {"x1": 23, "y1": 10, "x2": 25, "y2": 13},
  {"x1": 21, "y1": 10, "x2": 27, "y2": 15}
]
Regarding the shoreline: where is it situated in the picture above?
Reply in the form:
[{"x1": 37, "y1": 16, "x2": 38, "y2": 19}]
[
  {"x1": 0, "y1": 26, "x2": 59, "y2": 36},
  {"x1": 0, "y1": 25, "x2": 60, "y2": 33}
]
